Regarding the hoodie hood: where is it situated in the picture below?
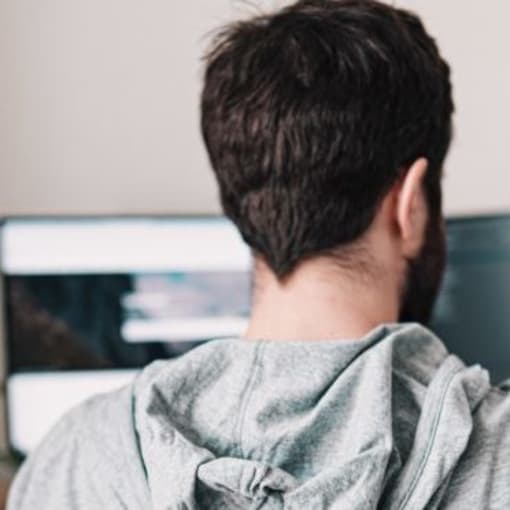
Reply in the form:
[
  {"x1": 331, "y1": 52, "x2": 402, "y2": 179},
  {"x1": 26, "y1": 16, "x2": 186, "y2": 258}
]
[{"x1": 132, "y1": 323, "x2": 491, "y2": 509}]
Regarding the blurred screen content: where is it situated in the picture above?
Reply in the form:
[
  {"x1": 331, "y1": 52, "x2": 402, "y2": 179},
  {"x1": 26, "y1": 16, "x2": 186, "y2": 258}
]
[
  {"x1": 430, "y1": 215, "x2": 510, "y2": 385},
  {"x1": 7, "y1": 271, "x2": 250, "y2": 371},
  {"x1": 1, "y1": 217, "x2": 251, "y2": 453}
]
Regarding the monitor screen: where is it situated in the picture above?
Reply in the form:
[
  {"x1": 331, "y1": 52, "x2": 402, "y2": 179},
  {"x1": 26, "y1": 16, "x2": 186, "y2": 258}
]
[
  {"x1": 429, "y1": 215, "x2": 510, "y2": 386},
  {"x1": 1, "y1": 217, "x2": 251, "y2": 454},
  {"x1": 3, "y1": 214, "x2": 510, "y2": 456}
]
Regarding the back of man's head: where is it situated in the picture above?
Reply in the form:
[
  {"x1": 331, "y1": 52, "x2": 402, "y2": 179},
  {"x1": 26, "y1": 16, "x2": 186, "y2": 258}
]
[{"x1": 201, "y1": 0, "x2": 454, "y2": 281}]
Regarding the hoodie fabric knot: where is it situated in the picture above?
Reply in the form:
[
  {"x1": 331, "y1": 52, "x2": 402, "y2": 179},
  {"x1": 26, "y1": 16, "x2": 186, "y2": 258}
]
[{"x1": 196, "y1": 457, "x2": 299, "y2": 509}]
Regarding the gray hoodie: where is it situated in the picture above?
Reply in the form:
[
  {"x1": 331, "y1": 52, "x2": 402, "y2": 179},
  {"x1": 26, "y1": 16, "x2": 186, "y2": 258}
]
[{"x1": 7, "y1": 323, "x2": 510, "y2": 509}]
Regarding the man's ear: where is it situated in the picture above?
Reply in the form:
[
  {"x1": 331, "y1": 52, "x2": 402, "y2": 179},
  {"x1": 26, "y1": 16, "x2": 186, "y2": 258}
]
[{"x1": 395, "y1": 157, "x2": 429, "y2": 259}]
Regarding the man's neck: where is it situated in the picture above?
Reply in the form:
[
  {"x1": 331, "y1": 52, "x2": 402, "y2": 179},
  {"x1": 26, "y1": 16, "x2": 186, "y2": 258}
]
[{"x1": 244, "y1": 258, "x2": 401, "y2": 342}]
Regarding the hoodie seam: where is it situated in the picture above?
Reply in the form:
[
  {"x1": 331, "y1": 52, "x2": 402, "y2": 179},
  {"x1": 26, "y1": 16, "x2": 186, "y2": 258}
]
[
  {"x1": 396, "y1": 365, "x2": 463, "y2": 510},
  {"x1": 234, "y1": 342, "x2": 266, "y2": 458}
]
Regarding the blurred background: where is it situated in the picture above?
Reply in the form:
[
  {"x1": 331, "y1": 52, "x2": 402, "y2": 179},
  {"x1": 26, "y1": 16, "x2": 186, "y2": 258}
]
[
  {"x1": 1, "y1": 0, "x2": 509, "y2": 218},
  {"x1": 0, "y1": 0, "x2": 509, "y2": 504}
]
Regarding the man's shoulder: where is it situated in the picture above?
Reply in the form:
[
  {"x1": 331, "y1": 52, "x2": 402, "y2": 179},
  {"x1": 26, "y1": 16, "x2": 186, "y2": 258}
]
[
  {"x1": 7, "y1": 385, "x2": 150, "y2": 509},
  {"x1": 474, "y1": 381, "x2": 510, "y2": 440},
  {"x1": 441, "y1": 382, "x2": 510, "y2": 508}
]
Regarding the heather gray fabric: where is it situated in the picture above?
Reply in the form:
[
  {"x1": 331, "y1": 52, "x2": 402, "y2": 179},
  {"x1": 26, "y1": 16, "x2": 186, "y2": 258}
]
[{"x1": 7, "y1": 323, "x2": 510, "y2": 509}]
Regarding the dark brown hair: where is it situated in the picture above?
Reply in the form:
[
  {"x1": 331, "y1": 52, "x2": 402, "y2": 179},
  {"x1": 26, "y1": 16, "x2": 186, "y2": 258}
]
[{"x1": 201, "y1": 0, "x2": 454, "y2": 278}]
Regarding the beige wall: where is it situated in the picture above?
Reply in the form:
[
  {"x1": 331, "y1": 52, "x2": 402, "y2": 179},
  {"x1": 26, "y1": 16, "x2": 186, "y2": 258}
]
[
  {"x1": 395, "y1": 0, "x2": 510, "y2": 215},
  {"x1": 0, "y1": 1, "x2": 509, "y2": 217}
]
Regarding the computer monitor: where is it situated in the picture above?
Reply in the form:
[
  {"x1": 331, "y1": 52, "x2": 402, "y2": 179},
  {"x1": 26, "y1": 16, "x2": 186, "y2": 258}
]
[
  {"x1": 429, "y1": 214, "x2": 510, "y2": 386},
  {"x1": 0, "y1": 216, "x2": 252, "y2": 455},
  {"x1": 2, "y1": 214, "x2": 510, "y2": 457}
]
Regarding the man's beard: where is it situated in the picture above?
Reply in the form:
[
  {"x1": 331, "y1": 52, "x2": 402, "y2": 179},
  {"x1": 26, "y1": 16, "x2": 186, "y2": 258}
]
[{"x1": 398, "y1": 214, "x2": 447, "y2": 325}]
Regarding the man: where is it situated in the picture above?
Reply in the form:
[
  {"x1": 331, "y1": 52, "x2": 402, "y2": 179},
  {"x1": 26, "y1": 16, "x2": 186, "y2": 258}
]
[{"x1": 8, "y1": 1, "x2": 510, "y2": 508}]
